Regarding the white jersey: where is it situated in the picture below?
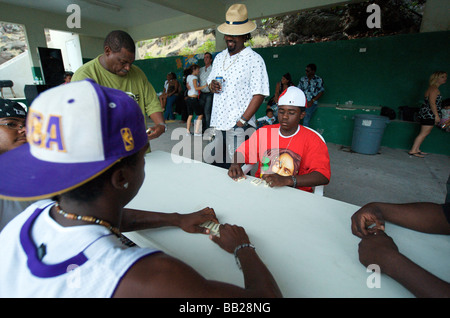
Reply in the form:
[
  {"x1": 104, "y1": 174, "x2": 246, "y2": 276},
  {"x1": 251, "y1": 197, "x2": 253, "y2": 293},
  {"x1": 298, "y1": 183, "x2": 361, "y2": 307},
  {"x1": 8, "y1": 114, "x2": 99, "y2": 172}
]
[{"x1": 0, "y1": 200, "x2": 159, "y2": 298}]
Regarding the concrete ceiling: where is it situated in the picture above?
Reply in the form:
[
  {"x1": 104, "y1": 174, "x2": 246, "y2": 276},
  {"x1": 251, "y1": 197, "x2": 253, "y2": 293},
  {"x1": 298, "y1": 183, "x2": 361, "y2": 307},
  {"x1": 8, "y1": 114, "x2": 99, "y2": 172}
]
[
  {"x1": 2, "y1": 0, "x2": 447, "y2": 67},
  {"x1": 0, "y1": 0, "x2": 362, "y2": 41}
]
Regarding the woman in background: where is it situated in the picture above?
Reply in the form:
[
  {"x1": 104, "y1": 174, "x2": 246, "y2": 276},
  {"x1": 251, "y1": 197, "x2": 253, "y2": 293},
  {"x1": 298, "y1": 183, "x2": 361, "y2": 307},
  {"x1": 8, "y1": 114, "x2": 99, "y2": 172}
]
[
  {"x1": 269, "y1": 73, "x2": 295, "y2": 119},
  {"x1": 163, "y1": 72, "x2": 180, "y2": 120},
  {"x1": 185, "y1": 65, "x2": 207, "y2": 136},
  {"x1": 408, "y1": 71, "x2": 447, "y2": 158}
]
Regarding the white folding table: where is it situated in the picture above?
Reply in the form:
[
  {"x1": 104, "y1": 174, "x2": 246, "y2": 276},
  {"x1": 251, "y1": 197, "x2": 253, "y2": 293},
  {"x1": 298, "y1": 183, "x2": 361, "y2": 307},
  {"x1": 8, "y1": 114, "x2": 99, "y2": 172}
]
[{"x1": 124, "y1": 151, "x2": 450, "y2": 297}]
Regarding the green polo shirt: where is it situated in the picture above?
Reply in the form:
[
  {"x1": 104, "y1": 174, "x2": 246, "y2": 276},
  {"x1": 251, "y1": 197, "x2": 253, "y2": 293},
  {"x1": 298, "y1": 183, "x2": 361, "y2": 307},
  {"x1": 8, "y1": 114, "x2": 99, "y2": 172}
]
[{"x1": 72, "y1": 55, "x2": 162, "y2": 124}]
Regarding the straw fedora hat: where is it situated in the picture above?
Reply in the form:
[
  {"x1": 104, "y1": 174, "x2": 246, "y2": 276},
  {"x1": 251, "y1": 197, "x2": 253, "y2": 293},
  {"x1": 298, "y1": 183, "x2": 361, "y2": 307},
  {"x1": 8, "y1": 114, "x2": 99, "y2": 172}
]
[{"x1": 217, "y1": 4, "x2": 257, "y2": 35}]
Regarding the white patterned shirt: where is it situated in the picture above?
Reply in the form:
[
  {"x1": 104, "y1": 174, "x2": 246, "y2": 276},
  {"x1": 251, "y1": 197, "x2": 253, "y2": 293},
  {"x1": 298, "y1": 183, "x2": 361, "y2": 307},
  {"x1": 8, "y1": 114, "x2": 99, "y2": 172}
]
[{"x1": 207, "y1": 47, "x2": 269, "y2": 130}]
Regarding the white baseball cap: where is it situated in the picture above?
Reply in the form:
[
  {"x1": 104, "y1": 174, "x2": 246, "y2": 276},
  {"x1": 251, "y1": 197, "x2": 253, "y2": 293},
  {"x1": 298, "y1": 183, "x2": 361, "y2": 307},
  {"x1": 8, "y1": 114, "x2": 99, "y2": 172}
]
[{"x1": 278, "y1": 86, "x2": 307, "y2": 108}]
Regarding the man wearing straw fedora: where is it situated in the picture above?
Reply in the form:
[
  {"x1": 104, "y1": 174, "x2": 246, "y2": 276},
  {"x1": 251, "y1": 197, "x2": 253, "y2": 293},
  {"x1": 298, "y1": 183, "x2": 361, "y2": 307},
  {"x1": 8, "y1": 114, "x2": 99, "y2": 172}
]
[{"x1": 207, "y1": 4, "x2": 270, "y2": 169}]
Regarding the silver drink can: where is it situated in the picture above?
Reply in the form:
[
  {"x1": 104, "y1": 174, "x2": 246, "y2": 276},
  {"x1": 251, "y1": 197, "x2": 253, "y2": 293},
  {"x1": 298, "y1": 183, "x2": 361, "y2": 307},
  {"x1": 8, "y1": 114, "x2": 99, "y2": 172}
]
[{"x1": 215, "y1": 76, "x2": 224, "y2": 93}]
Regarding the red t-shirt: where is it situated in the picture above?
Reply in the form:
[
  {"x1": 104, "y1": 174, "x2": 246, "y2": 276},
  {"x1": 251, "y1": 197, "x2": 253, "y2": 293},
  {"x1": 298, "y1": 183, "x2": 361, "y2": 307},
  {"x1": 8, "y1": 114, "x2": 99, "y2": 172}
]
[{"x1": 236, "y1": 124, "x2": 331, "y2": 192}]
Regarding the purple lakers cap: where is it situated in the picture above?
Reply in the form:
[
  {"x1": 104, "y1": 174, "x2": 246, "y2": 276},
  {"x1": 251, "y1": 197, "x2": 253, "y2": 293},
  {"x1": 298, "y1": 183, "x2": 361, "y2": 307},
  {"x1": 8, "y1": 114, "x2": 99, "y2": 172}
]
[{"x1": 0, "y1": 79, "x2": 148, "y2": 200}]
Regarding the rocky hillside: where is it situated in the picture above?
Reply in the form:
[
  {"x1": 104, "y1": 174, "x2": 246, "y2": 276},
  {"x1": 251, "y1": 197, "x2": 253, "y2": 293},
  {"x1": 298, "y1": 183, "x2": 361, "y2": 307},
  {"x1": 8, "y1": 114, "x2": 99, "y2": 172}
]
[
  {"x1": 137, "y1": 0, "x2": 424, "y2": 58},
  {"x1": 0, "y1": 23, "x2": 27, "y2": 65},
  {"x1": 280, "y1": 0, "x2": 423, "y2": 44},
  {"x1": 1, "y1": 0, "x2": 424, "y2": 64},
  {"x1": 137, "y1": 30, "x2": 216, "y2": 59}
]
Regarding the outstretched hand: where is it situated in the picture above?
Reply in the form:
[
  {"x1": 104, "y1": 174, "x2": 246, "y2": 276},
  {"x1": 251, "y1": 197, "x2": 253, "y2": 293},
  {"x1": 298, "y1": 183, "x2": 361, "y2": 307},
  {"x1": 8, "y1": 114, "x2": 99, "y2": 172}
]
[
  {"x1": 351, "y1": 203, "x2": 386, "y2": 238},
  {"x1": 146, "y1": 125, "x2": 165, "y2": 140},
  {"x1": 358, "y1": 230, "x2": 399, "y2": 269},
  {"x1": 261, "y1": 173, "x2": 290, "y2": 188},
  {"x1": 209, "y1": 224, "x2": 250, "y2": 253},
  {"x1": 228, "y1": 163, "x2": 245, "y2": 181},
  {"x1": 178, "y1": 207, "x2": 219, "y2": 234}
]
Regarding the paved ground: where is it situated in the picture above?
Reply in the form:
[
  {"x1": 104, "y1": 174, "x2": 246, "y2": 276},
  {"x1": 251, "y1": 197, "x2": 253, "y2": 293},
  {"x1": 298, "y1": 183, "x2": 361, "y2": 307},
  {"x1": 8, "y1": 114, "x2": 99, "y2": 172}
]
[{"x1": 148, "y1": 120, "x2": 450, "y2": 207}]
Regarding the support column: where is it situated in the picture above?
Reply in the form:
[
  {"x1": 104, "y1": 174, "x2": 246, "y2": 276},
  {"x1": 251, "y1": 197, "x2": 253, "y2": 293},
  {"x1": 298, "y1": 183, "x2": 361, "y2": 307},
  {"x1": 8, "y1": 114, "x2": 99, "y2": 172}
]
[{"x1": 214, "y1": 31, "x2": 226, "y2": 52}]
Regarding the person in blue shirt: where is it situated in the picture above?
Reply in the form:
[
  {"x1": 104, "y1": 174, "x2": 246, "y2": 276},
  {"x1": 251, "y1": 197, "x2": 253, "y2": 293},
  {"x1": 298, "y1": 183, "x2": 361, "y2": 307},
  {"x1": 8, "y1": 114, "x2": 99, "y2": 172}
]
[{"x1": 297, "y1": 63, "x2": 324, "y2": 127}]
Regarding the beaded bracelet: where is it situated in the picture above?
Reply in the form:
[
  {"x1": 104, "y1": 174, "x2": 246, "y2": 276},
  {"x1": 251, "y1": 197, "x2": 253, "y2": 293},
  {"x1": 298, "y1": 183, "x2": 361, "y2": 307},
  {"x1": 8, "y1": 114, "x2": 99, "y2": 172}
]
[
  {"x1": 291, "y1": 175, "x2": 297, "y2": 188},
  {"x1": 234, "y1": 243, "x2": 255, "y2": 270}
]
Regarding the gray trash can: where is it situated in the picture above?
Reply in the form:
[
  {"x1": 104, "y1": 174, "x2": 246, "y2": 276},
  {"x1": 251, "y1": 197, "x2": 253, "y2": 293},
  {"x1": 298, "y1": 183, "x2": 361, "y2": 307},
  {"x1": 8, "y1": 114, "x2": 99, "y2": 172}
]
[{"x1": 351, "y1": 114, "x2": 389, "y2": 155}]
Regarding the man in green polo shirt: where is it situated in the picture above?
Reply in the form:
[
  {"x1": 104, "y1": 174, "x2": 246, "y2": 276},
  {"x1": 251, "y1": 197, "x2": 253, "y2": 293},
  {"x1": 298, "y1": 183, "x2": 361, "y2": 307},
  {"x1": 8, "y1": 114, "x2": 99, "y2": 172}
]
[{"x1": 72, "y1": 30, "x2": 166, "y2": 145}]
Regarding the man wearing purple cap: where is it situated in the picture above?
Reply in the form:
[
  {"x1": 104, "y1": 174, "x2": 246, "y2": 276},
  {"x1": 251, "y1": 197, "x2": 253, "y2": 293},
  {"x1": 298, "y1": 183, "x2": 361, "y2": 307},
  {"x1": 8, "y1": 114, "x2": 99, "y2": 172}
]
[{"x1": 0, "y1": 81, "x2": 281, "y2": 298}]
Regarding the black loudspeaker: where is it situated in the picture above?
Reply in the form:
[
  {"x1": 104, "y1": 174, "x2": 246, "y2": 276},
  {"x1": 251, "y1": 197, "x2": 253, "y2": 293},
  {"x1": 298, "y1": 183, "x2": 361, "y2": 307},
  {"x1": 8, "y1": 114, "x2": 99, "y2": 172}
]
[
  {"x1": 24, "y1": 84, "x2": 50, "y2": 106},
  {"x1": 38, "y1": 47, "x2": 65, "y2": 86}
]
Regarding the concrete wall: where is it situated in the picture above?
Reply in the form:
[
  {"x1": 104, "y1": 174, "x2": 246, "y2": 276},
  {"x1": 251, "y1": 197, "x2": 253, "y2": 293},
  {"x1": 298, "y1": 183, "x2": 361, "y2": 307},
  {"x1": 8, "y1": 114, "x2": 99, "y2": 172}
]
[
  {"x1": 134, "y1": 31, "x2": 450, "y2": 155},
  {"x1": 0, "y1": 51, "x2": 34, "y2": 98},
  {"x1": 420, "y1": 0, "x2": 450, "y2": 32}
]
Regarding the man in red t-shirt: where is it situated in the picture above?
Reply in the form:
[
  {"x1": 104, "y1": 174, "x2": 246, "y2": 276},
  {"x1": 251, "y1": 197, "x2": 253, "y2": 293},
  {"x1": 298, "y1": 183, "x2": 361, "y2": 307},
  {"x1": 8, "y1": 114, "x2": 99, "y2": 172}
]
[{"x1": 228, "y1": 86, "x2": 330, "y2": 192}]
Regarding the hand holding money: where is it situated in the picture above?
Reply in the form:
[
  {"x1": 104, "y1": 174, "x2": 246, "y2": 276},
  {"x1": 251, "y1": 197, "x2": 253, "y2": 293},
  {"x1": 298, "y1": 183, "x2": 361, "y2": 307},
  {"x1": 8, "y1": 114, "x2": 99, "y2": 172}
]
[
  {"x1": 177, "y1": 207, "x2": 219, "y2": 234},
  {"x1": 200, "y1": 220, "x2": 221, "y2": 236},
  {"x1": 228, "y1": 163, "x2": 245, "y2": 181},
  {"x1": 209, "y1": 224, "x2": 251, "y2": 254}
]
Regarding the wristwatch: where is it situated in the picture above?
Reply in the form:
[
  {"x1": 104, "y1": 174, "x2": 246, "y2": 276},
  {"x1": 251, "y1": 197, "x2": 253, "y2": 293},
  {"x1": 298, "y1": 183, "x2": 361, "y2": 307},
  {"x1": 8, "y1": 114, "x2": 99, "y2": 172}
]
[
  {"x1": 234, "y1": 243, "x2": 255, "y2": 270},
  {"x1": 238, "y1": 117, "x2": 247, "y2": 126}
]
